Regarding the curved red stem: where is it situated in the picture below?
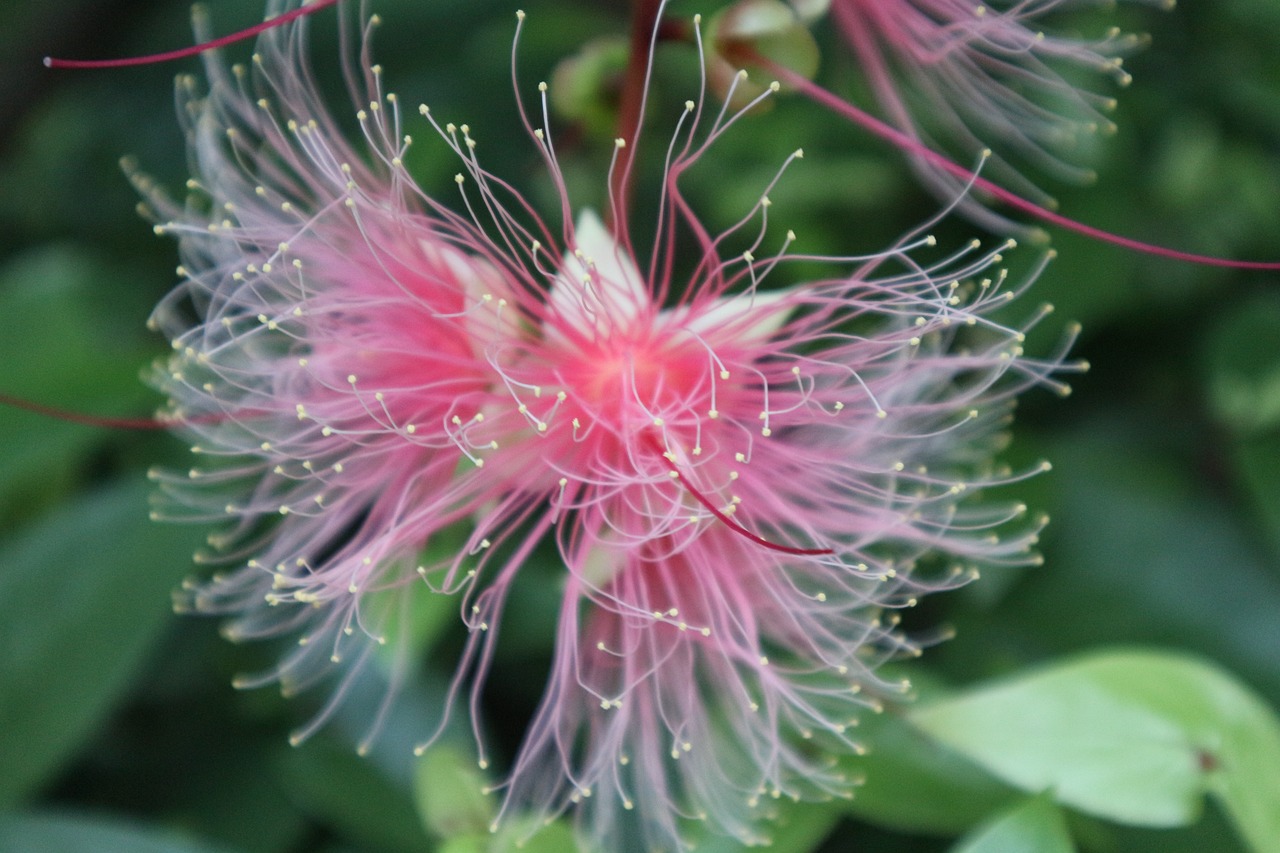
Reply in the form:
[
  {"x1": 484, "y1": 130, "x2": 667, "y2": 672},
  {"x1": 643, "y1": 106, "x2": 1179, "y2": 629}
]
[
  {"x1": 643, "y1": 433, "x2": 834, "y2": 557},
  {"x1": 0, "y1": 391, "x2": 167, "y2": 430},
  {"x1": 44, "y1": 0, "x2": 340, "y2": 69}
]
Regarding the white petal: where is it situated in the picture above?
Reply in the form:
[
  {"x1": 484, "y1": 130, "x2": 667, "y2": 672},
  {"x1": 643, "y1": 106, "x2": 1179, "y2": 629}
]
[
  {"x1": 664, "y1": 289, "x2": 795, "y2": 342},
  {"x1": 548, "y1": 209, "x2": 648, "y2": 337},
  {"x1": 421, "y1": 238, "x2": 524, "y2": 354}
]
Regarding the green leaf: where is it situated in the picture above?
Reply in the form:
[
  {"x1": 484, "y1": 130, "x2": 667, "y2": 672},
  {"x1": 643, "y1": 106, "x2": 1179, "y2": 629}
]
[
  {"x1": 910, "y1": 650, "x2": 1280, "y2": 853},
  {"x1": 437, "y1": 818, "x2": 579, "y2": 853},
  {"x1": 691, "y1": 800, "x2": 843, "y2": 853},
  {"x1": 1203, "y1": 293, "x2": 1280, "y2": 554},
  {"x1": 0, "y1": 811, "x2": 239, "y2": 853},
  {"x1": 707, "y1": 0, "x2": 820, "y2": 108},
  {"x1": 0, "y1": 247, "x2": 157, "y2": 517},
  {"x1": 413, "y1": 744, "x2": 586, "y2": 853},
  {"x1": 757, "y1": 802, "x2": 843, "y2": 853},
  {"x1": 415, "y1": 745, "x2": 496, "y2": 838},
  {"x1": 844, "y1": 707, "x2": 1019, "y2": 835},
  {"x1": 950, "y1": 795, "x2": 1075, "y2": 853},
  {"x1": 375, "y1": 526, "x2": 469, "y2": 673},
  {"x1": 0, "y1": 478, "x2": 202, "y2": 808},
  {"x1": 272, "y1": 736, "x2": 433, "y2": 853},
  {"x1": 549, "y1": 37, "x2": 631, "y2": 138},
  {"x1": 1204, "y1": 293, "x2": 1280, "y2": 436},
  {"x1": 1228, "y1": 435, "x2": 1280, "y2": 557}
]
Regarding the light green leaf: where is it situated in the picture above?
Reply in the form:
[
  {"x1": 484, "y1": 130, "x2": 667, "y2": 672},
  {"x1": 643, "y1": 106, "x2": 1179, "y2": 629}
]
[
  {"x1": 549, "y1": 37, "x2": 630, "y2": 138},
  {"x1": 0, "y1": 811, "x2": 239, "y2": 853},
  {"x1": 437, "y1": 818, "x2": 579, "y2": 853},
  {"x1": 950, "y1": 795, "x2": 1075, "y2": 853},
  {"x1": 0, "y1": 478, "x2": 201, "y2": 808},
  {"x1": 415, "y1": 745, "x2": 496, "y2": 839},
  {"x1": 910, "y1": 650, "x2": 1280, "y2": 853},
  {"x1": 692, "y1": 800, "x2": 843, "y2": 853},
  {"x1": 413, "y1": 745, "x2": 586, "y2": 853},
  {"x1": 707, "y1": 0, "x2": 820, "y2": 108}
]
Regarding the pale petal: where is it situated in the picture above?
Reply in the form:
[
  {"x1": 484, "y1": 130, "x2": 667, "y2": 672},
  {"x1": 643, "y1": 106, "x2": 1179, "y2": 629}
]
[
  {"x1": 663, "y1": 288, "x2": 795, "y2": 342},
  {"x1": 548, "y1": 209, "x2": 649, "y2": 337}
]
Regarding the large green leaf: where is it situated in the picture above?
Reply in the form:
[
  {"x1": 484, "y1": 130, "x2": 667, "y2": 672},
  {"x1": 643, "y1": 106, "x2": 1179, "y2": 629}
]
[
  {"x1": 437, "y1": 819, "x2": 579, "y2": 853},
  {"x1": 0, "y1": 812, "x2": 240, "y2": 853},
  {"x1": 910, "y1": 650, "x2": 1280, "y2": 853},
  {"x1": 0, "y1": 247, "x2": 157, "y2": 517},
  {"x1": 272, "y1": 735, "x2": 434, "y2": 853},
  {"x1": 0, "y1": 478, "x2": 201, "y2": 808},
  {"x1": 1203, "y1": 293, "x2": 1280, "y2": 437},
  {"x1": 692, "y1": 800, "x2": 844, "y2": 853},
  {"x1": 1203, "y1": 292, "x2": 1280, "y2": 555},
  {"x1": 843, "y1": 706, "x2": 1019, "y2": 835},
  {"x1": 950, "y1": 795, "x2": 1074, "y2": 853},
  {"x1": 415, "y1": 744, "x2": 495, "y2": 839}
]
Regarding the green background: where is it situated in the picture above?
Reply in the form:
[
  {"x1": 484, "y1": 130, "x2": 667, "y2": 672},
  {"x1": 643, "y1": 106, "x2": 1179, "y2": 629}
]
[{"x1": 1, "y1": 1, "x2": 1278, "y2": 851}]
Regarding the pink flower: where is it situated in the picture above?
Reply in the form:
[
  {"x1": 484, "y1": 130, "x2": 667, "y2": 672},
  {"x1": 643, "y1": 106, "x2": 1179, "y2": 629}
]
[
  {"x1": 830, "y1": 0, "x2": 1157, "y2": 230},
  {"x1": 144, "y1": 4, "x2": 1070, "y2": 849}
]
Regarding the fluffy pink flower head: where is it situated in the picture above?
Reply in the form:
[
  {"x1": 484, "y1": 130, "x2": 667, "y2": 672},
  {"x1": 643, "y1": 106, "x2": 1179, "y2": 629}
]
[
  {"x1": 142, "y1": 3, "x2": 1072, "y2": 849},
  {"x1": 831, "y1": 0, "x2": 1165, "y2": 230}
]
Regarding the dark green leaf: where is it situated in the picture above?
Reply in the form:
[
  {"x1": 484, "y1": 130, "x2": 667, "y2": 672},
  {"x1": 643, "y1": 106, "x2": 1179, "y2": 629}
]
[
  {"x1": 0, "y1": 247, "x2": 157, "y2": 517},
  {"x1": 950, "y1": 795, "x2": 1074, "y2": 853},
  {"x1": 844, "y1": 708, "x2": 1019, "y2": 835},
  {"x1": 1204, "y1": 293, "x2": 1280, "y2": 436},
  {"x1": 0, "y1": 478, "x2": 201, "y2": 808},
  {"x1": 0, "y1": 811, "x2": 239, "y2": 853},
  {"x1": 948, "y1": 429, "x2": 1280, "y2": 709},
  {"x1": 273, "y1": 736, "x2": 433, "y2": 853},
  {"x1": 1228, "y1": 436, "x2": 1280, "y2": 557}
]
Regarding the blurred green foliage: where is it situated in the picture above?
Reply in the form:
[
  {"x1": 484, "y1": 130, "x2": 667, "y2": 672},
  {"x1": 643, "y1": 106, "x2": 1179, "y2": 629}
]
[{"x1": 1, "y1": 1, "x2": 1278, "y2": 852}]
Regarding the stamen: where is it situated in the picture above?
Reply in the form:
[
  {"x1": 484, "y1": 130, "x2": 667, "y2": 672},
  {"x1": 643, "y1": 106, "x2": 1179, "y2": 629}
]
[{"x1": 44, "y1": 0, "x2": 340, "y2": 70}]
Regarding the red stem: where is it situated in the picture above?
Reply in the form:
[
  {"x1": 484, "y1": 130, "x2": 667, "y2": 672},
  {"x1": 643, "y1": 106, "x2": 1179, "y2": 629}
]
[
  {"x1": 44, "y1": 0, "x2": 340, "y2": 69},
  {"x1": 608, "y1": 0, "x2": 665, "y2": 245},
  {"x1": 643, "y1": 433, "x2": 834, "y2": 557},
  {"x1": 0, "y1": 392, "x2": 168, "y2": 430}
]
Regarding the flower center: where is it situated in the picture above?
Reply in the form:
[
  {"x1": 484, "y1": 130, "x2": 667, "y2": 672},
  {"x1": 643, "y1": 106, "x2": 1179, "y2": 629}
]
[{"x1": 567, "y1": 331, "x2": 708, "y2": 434}]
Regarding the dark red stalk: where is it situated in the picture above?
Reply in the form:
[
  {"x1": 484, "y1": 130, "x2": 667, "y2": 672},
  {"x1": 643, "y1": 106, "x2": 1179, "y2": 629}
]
[
  {"x1": 0, "y1": 391, "x2": 168, "y2": 430},
  {"x1": 608, "y1": 0, "x2": 665, "y2": 246},
  {"x1": 44, "y1": 0, "x2": 339, "y2": 69},
  {"x1": 643, "y1": 433, "x2": 834, "y2": 557}
]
